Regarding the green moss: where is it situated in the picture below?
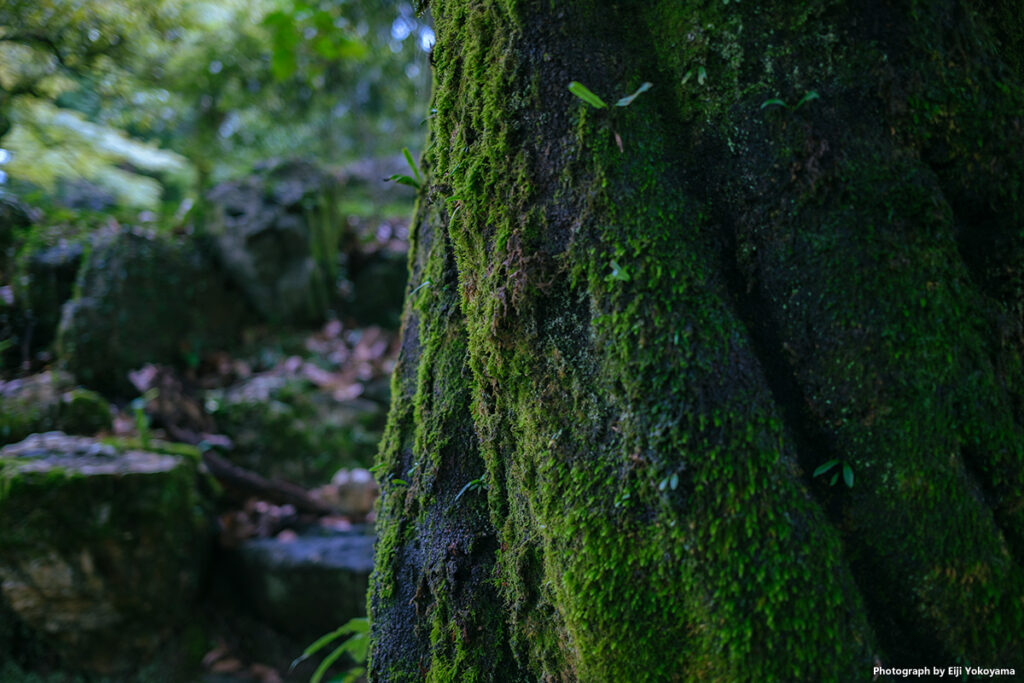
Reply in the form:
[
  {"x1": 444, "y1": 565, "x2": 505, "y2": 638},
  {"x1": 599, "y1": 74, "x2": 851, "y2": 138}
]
[
  {"x1": 59, "y1": 388, "x2": 113, "y2": 435},
  {"x1": 395, "y1": 1, "x2": 876, "y2": 679},
  {"x1": 57, "y1": 229, "x2": 248, "y2": 397},
  {"x1": 208, "y1": 379, "x2": 384, "y2": 485},
  {"x1": 99, "y1": 436, "x2": 202, "y2": 460},
  {"x1": 371, "y1": 0, "x2": 1024, "y2": 678},
  {"x1": 735, "y1": 139, "x2": 1024, "y2": 662},
  {"x1": 0, "y1": 437, "x2": 213, "y2": 675},
  {"x1": 0, "y1": 397, "x2": 55, "y2": 446},
  {"x1": 0, "y1": 375, "x2": 112, "y2": 446}
]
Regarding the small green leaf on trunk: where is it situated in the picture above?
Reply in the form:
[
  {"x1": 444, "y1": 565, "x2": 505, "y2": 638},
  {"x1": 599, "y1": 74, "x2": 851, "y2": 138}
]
[
  {"x1": 615, "y1": 82, "x2": 652, "y2": 107},
  {"x1": 387, "y1": 174, "x2": 420, "y2": 189},
  {"x1": 402, "y1": 147, "x2": 422, "y2": 184},
  {"x1": 813, "y1": 459, "x2": 839, "y2": 477},
  {"x1": 568, "y1": 81, "x2": 608, "y2": 109}
]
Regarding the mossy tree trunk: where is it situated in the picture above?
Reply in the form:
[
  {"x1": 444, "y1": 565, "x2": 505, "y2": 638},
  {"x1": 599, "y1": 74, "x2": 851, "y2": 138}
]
[{"x1": 369, "y1": 1, "x2": 1024, "y2": 680}]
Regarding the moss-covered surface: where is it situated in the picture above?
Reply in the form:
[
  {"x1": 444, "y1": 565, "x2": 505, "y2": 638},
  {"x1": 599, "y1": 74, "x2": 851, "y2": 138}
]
[
  {"x1": 0, "y1": 434, "x2": 213, "y2": 676},
  {"x1": 57, "y1": 228, "x2": 250, "y2": 397},
  {"x1": 12, "y1": 222, "x2": 91, "y2": 350},
  {"x1": 370, "y1": 1, "x2": 1024, "y2": 680},
  {"x1": 0, "y1": 372, "x2": 112, "y2": 446},
  {"x1": 208, "y1": 377, "x2": 385, "y2": 485}
]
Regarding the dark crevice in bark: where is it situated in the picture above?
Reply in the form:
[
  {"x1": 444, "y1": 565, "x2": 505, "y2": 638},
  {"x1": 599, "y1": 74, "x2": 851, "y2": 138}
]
[
  {"x1": 950, "y1": 206, "x2": 1022, "y2": 335},
  {"x1": 714, "y1": 225, "x2": 834, "y2": 502},
  {"x1": 944, "y1": 193, "x2": 1024, "y2": 564},
  {"x1": 960, "y1": 442, "x2": 1024, "y2": 566}
]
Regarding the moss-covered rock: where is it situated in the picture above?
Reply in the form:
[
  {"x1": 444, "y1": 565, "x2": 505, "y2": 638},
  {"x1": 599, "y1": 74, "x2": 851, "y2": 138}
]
[
  {"x1": 59, "y1": 388, "x2": 114, "y2": 436},
  {"x1": 13, "y1": 235, "x2": 86, "y2": 351},
  {"x1": 205, "y1": 159, "x2": 343, "y2": 325},
  {"x1": 0, "y1": 432, "x2": 213, "y2": 677},
  {"x1": 0, "y1": 371, "x2": 112, "y2": 446},
  {"x1": 56, "y1": 227, "x2": 251, "y2": 397},
  {"x1": 207, "y1": 375, "x2": 385, "y2": 486}
]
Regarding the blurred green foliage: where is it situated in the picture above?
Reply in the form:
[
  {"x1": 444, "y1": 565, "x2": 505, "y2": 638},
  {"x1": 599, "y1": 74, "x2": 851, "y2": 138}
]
[{"x1": 0, "y1": 0, "x2": 431, "y2": 214}]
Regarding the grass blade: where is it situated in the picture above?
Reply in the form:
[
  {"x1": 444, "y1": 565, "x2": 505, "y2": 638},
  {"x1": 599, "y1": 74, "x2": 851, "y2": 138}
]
[
  {"x1": 288, "y1": 626, "x2": 347, "y2": 672},
  {"x1": 311, "y1": 642, "x2": 349, "y2": 683}
]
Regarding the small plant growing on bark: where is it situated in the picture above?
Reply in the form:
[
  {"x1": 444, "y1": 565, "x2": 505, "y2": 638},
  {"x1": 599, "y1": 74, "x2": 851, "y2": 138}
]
[
  {"x1": 761, "y1": 90, "x2": 820, "y2": 112},
  {"x1": 455, "y1": 476, "x2": 487, "y2": 502},
  {"x1": 568, "y1": 81, "x2": 652, "y2": 109},
  {"x1": 607, "y1": 259, "x2": 630, "y2": 282},
  {"x1": 813, "y1": 458, "x2": 854, "y2": 488},
  {"x1": 681, "y1": 65, "x2": 707, "y2": 86},
  {"x1": 659, "y1": 472, "x2": 680, "y2": 491},
  {"x1": 386, "y1": 147, "x2": 423, "y2": 189},
  {"x1": 568, "y1": 81, "x2": 652, "y2": 151}
]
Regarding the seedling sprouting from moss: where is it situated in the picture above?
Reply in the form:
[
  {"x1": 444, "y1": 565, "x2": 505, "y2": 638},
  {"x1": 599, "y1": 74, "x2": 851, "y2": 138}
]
[
  {"x1": 761, "y1": 90, "x2": 820, "y2": 112},
  {"x1": 410, "y1": 279, "x2": 432, "y2": 297},
  {"x1": 568, "y1": 81, "x2": 653, "y2": 152},
  {"x1": 813, "y1": 458, "x2": 854, "y2": 488},
  {"x1": 386, "y1": 147, "x2": 423, "y2": 189},
  {"x1": 681, "y1": 66, "x2": 707, "y2": 86},
  {"x1": 568, "y1": 81, "x2": 652, "y2": 110},
  {"x1": 614, "y1": 82, "x2": 653, "y2": 107},
  {"x1": 455, "y1": 476, "x2": 486, "y2": 502},
  {"x1": 568, "y1": 81, "x2": 608, "y2": 109},
  {"x1": 607, "y1": 259, "x2": 630, "y2": 282}
]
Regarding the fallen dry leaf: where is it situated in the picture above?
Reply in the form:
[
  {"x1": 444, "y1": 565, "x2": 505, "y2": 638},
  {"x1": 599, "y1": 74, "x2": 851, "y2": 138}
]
[
  {"x1": 210, "y1": 657, "x2": 244, "y2": 673},
  {"x1": 201, "y1": 639, "x2": 230, "y2": 667},
  {"x1": 249, "y1": 663, "x2": 283, "y2": 683}
]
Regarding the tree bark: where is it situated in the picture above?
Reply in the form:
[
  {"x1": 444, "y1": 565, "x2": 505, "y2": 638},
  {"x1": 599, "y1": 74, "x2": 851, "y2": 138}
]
[{"x1": 369, "y1": 1, "x2": 1024, "y2": 680}]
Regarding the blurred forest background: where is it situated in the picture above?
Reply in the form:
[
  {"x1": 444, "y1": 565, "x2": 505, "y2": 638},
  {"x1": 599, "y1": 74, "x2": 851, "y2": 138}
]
[
  {"x1": 0, "y1": 1, "x2": 432, "y2": 680},
  {"x1": 0, "y1": 0, "x2": 431, "y2": 211}
]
